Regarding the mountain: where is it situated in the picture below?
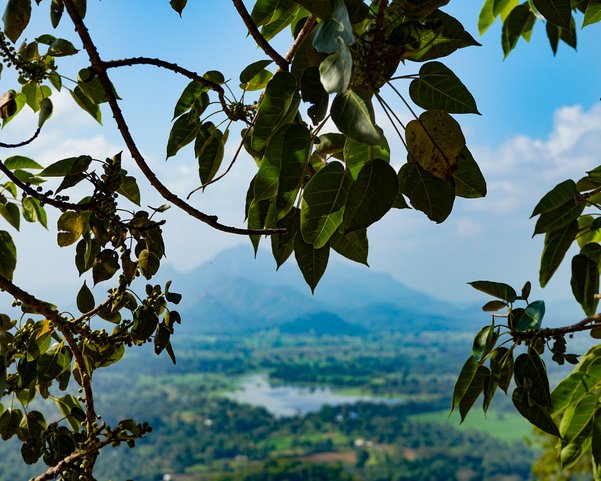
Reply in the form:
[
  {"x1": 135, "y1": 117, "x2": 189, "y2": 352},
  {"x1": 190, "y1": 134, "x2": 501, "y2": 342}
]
[
  {"x1": 278, "y1": 312, "x2": 369, "y2": 336},
  {"x1": 159, "y1": 245, "x2": 479, "y2": 334}
]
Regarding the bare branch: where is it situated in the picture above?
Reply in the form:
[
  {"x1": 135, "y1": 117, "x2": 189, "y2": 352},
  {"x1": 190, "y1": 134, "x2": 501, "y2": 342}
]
[
  {"x1": 0, "y1": 127, "x2": 42, "y2": 148},
  {"x1": 284, "y1": 15, "x2": 317, "y2": 63},
  {"x1": 231, "y1": 0, "x2": 289, "y2": 71}
]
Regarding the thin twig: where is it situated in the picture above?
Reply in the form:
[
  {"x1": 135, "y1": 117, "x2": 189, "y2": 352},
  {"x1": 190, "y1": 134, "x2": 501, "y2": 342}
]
[
  {"x1": 284, "y1": 15, "x2": 317, "y2": 63},
  {"x1": 231, "y1": 0, "x2": 289, "y2": 71},
  {"x1": 62, "y1": 0, "x2": 284, "y2": 237},
  {"x1": 101, "y1": 57, "x2": 248, "y2": 123},
  {"x1": 0, "y1": 127, "x2": 42, "y2": 148}
]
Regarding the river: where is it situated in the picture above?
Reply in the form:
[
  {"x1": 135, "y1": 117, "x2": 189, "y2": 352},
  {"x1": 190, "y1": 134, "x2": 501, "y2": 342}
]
[{"x1": 226, "y1": 373, "x2": 401, "y2": 417}]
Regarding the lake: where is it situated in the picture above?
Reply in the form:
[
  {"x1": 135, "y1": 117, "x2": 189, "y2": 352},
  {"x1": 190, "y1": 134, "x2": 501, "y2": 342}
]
[{"x1": 227, "y1": 373, "x2": 401, "y2": 417}]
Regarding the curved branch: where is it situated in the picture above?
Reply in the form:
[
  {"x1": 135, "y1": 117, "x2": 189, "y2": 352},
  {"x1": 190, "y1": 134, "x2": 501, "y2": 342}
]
[
  {"x1": 101, "y1": 57, "x2": 247, "y2": 123},
  {"x1": 62, "y1": 0, "x2": 285, "y2": 237},
  {"x1": 284, "y1": 15, "x2": 317, "y2": 63},
  {"x1": 231, "y1": 0, "x2": 289, "y2": 71},
  {"x1": 0, "y1": 126, "x2": 42, "y2": 148}
]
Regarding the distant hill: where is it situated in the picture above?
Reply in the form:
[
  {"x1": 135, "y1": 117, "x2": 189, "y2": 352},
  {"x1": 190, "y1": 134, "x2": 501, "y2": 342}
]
[
  {"x1": 278, "y1": 312, "x2": 369, "y2": 336},
  {"x1": 158, "y1": 245, "x2": 481, "y2": 335}
]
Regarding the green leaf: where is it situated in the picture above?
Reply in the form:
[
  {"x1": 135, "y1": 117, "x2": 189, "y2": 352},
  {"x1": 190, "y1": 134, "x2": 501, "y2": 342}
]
[
  {"x1": 331, "y1": 90, "x2": 382, "y2": 145},
  {"x1": 294, "y1": 236, "x2": 329, "y2": 293},
  {"x1": 405, "y1": 11, "x2": 480, "y2": 62},
  {"x1": 514, "y1": 300, "x2": 545, "y2": 332},
  {"x1": 3, "y1": 0, "x2": 31, "y2": 43},
  {"x1": 252, "y1": 72, "x2": 299, "y2": 152},
  {"x1": 571, "y1": 253, "x2": 600, "y2": 316},
  {"x1": 561, "y1": 422, "x2": 592, "y2": 469},
  {"x1": 482, "y1": 300, "x2": 507, "y2": 311},
  {"x1": 92, "y1": 249, "x2": 119, "y2": 284},
  {"x1": 472, "y1": 326, "x2": 493, "y2": 361},
  {"x1": 301, "y1": 161, "x2": 352, "y2": 248},
  {"x1": 453, "y1": 146, "x2": 487, "y2": 198},
  {"x1": 240, "y1": 60, "x2": 273, "y2": 91},
  {"x1": 469, "y1": 280, "x2": 517, "y2": 302},
  {"x1": 539, "y1": 220, "x2": 578, "y2": 287},
  {"x1": 451, "y1": 356, "x2": 478, "y2": 412},
  {"x1": 300, "y1": 66, "x2": 328, "y2": 125},
  {"x1": 1, "y1": 92, "x2": 26, "y2": 127},
  {"x1": 0, "y1": 202, "x2": 20, "y2": 230},
  {"x1": 166, "y1": 112, "x2": 200, "y2": 159},
  {"x1": 512, "y1": 386, "x2": 560, "y2": 437},
  {"x1": 343, "y1": 136, "x2": 390, "y2": 180},
  {"x1": 398, "y1": 162, "x2": 455, "y2": 223},
  {"x1": 409, "y1": 62, "x2": 480, "y2": 114},
  {"x1": 173, "y1": 81, "x2": 207, "y2": 119},
  {"x1": 271, "y1": 208, "x2": 300, "y2": 269},
  {"x1": 312, "y1": 0, "x2": 355, "y2": 53},
  {"x1": 560, "y1": 392, "x2": 598, "y2": 442},
  {"x1": 583, "y1": 1, "x2": 601, "y2": 27},
  {"x1": 406, "y1": 110, "x2": 465, "y2": 181},
  {"x1": 76, "y1": 281, "x2": 95, "y2": 313},
  {"x1": 478, "y1": 0, "x2": 495, "y2": 34},
  {"x1": 70, "y1": 85, "x2": 101, "y2": 123},
  {"x1": 57, "y1": 211, "x2": 85, "y2": 246},
  {"x1": 117, "y1": 175, "x2": 141, "y2": 206},
  {"x1": 48, "y1": 38, "x2": 78, "y2": 56},
  {"x1": 342, "y1": 159, "x2": 398, "y2": 233},
  {"x1": 40, "y1": 155, "x2": 91, "y2": 177},
  {"x1": 138, "y1": 249, "x2": 160, "y2": 280},
  {"x1": 0, "y1": 231, "x2": 17, "y2": 280},
  {"x1": 533, "y1": 199, "x2": 584, "y2": 235},
  {"x1": 38, "y1": 97, "x2": 53, "y2": 127},
  {"x1": 330, "y1": 228, "x2": 368, "y2": 265},
  {"x1": 196, "y1": 123, "x2": 227, "y2": 185},
  {"x1": 532, "y1": 0, "x2": 571, "y2": 27},
  {"x1": 319, "y1": 38, "x2": 352, "y2": 94},
  {"x1": 56, "y1": 394, "x2": 85, "y2": 431},
  {"x1": 578, "y1": 215, "x2": 601, "y2": 248},
  {"x1": 4, "y1": 156, "x2": 42, "y2": 170},
  {"x1": 502, "y1": 4, "x2": 536, "y2": 57},
  {"x1": 531, "y1": 179, "x2": 577, "y2": 217},
  {"x1": 593, "y1": 408, "x2": 601, "y2": 473},
  {"x1": 459, "y1": 365, "x2": 490, "y2": 422},
  {"x1": 132, "y1": 306, "x2": 159, "y2": 343},
  {"x1": 490, "y1": 347, "x2": 514, "y2": 394},
  {"x1": 169, "y1": 0, "x2": 187, "y2": 16}
]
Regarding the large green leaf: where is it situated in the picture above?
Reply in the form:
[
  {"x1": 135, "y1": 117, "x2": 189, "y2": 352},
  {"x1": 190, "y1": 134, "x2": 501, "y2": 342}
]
[
  {"x1": 583, "y1": 1, "x2": 601, "y2": 27},
  {"x1": 312, "y1": 0, "x2": 354, "y2": 53},
  {"x1": 453, "y1": 147, "x2": 487, "y2": 198},
  {"x1": 502, "y1": 4, "x2": 536, "y2": 57},
  {"x1": 330, "y1": 228, "x2": 368, "y2": 265},
  {"x1": 3, "y1": 0, "x2": 31, "y2": 43},
  {"x1": 342, "y1": 159, "x2": 398, "y2": 233},
  {"x1": 398, "y1": 162, "x2": 455, "y2": 223},
  {"x1": 173, "y1": 80, "x2": 207, "y2": 119},
  {"x1": 39, "y1": 155, "x2": 91, "y2": 177},
  {"x1": 4, "y1": 156, "x2": 42, "y2": 170},
  {"x1": 532, "y1": 0, "x2": 571, "y2": 27},
  {"x1": 469, "y1": 280, "x2": 517, "y2": 302},
  {"x1": 512, "y1": 386, "x2": 560, "y2": 437},
  {"x1": 271, "y1": 208, "x2": 300, "y2": 269},
  {"x1": 70, "y1": 86, "x2": 101, "y2": 124},
  {"x1": 0, "y1": 202, "x2": 20, "y2": 231},
  {"x1": 478, "y1": 0, "x2": 495, "y2": 34},
  {"x1": 533, "y1": 199, "x2": 584, "y2": 235},
  {"x1": 195, "y1": 123, "x2": 227, "y2": 185},
  {"x1": 300, "y1": 67, "x2": 329, "y2": 125},
  {"x1": 531, "y1": 179, "x2": 578, "y2": 217},
  {"x1": 0, "y1": 231, "x2": 16, "y2": 280},
  {"x1": 252, "y1": 72, "x2": 299, "y2": 151},
  {"x1": 405, "y1": 11, "x2": 480, "y2": 62},
  {"x1": 240, "y1": 60, "x2": 274, "y2": 91},
  {"x1": 539, "y1": 220, "x2": 578, "y2": 287},
  {"x1": 294, "y1": 236, "x2": 329, "y2": 293},
  {"x1": 331, "y1": 90, "x2": 382, "y2": 145},
  {"x1": 459, "y1": 365, "x2": 489, "y2": 422},
  {"x1": 319, "y1": 39, "x2": 352, "y2": 94},
  {"x1": 560, "y1": 392, "x2": 598, "y2": 442},
  {"x1": 166, "y1": 112, "x2": 200, "y2": 159},
  {"x1": 409, "y1": 62, "x2": 480, "y2": 114},
  {"x1": 571, "y1": 253, "x2": 600, "y2": 316},
  {"x1": 343, "y1": 136, "x2": 390, "y2": 180},
  {"x1": 301, "y1": 162, "x2": 352, "y2": 248},
  {"x1": 451, "y1": 356, "x2": 478, "y2": 412},
  {"x1": 514, "y1": 300, "x2": 545, "y2": 332}
]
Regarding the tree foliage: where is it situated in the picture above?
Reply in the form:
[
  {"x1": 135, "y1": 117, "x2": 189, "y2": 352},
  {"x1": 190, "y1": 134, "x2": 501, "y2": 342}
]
[{"x1": 0, "y1": 0, "x2": 598, "y2": 479}]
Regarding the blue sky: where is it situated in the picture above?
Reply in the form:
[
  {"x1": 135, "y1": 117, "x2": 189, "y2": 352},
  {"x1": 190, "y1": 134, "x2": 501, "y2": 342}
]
[{"x1": 5, "y1": 1, "x2": 601, "y2": 315}]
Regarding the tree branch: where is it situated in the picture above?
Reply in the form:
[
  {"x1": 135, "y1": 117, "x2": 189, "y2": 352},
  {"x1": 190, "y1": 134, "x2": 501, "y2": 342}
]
[
  {"x1": 101, "y1": 57, "x2": 247, "y2": 123},
  {"x1": 231, "y1": 0, "x2": 289, "y2": 71},
  {"x1": 0, "y1": 127, "x2": 41, "y2": 148},
  {"x1": 62, "y1": 0, "x2": 285, "y2": 237},
  {"x1": 284, "y1": 15, "x2": 317, "y2": 63}
]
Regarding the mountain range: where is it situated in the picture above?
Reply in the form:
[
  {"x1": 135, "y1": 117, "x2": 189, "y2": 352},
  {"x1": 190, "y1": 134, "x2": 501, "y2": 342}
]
[{"x1": 157, "y1": 245, "x2": 482, "y2": 335}]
